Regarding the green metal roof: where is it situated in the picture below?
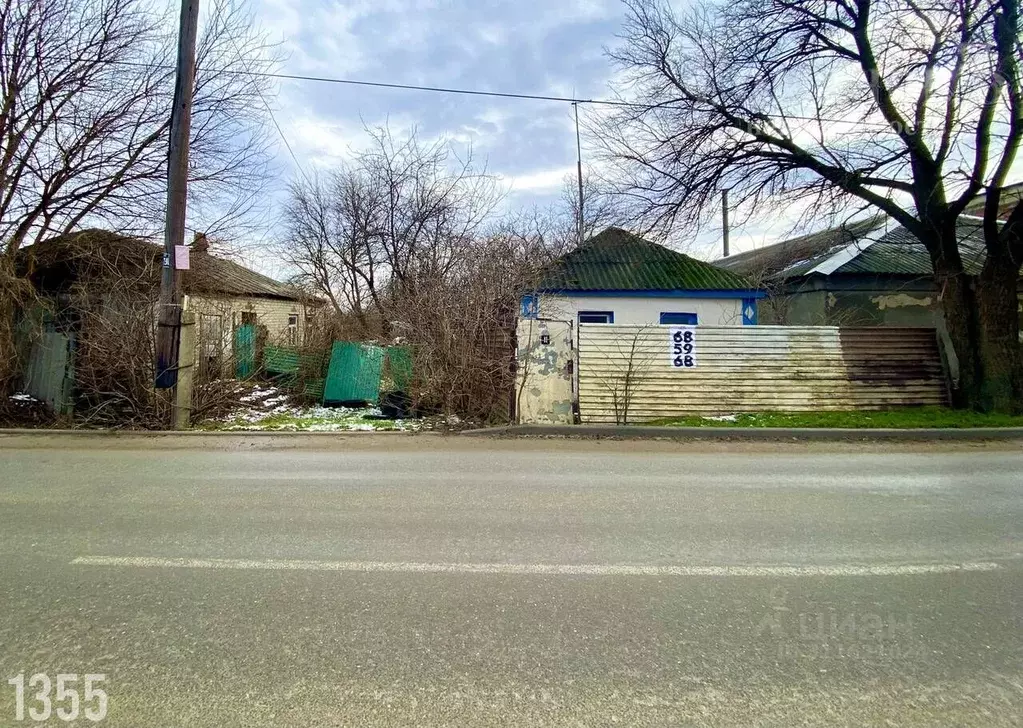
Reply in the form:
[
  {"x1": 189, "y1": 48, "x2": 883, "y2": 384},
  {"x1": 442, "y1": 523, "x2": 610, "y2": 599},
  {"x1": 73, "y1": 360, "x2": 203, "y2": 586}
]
[
  {"x1": 539, "y1": 227, "x2": 755, "y2": 292},
  {"x1": 837, "y1": 219, "x2": 988, "y2": 276}
]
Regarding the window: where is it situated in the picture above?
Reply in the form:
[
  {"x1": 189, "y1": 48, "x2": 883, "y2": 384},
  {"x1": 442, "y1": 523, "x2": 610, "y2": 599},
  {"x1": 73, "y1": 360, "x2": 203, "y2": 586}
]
[
  {"x1": 659, "y1": 312, "x2": 698, "y2": 325},
  {"x1": 578, "y1": 311, "x2": 614, "y2": 324},
  {"x1": 287, "y1": 313, "x2": 299, "y2": 345},
  {"x1": 240, "y1": 311, "x2": 257, "y2": 326}
]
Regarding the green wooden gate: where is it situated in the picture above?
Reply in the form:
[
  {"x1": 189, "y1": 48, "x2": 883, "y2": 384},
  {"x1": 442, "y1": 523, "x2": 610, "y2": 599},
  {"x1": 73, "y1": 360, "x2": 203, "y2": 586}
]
[{"x1": 234, "y1": 324, "x2": 256, "y2": 379}]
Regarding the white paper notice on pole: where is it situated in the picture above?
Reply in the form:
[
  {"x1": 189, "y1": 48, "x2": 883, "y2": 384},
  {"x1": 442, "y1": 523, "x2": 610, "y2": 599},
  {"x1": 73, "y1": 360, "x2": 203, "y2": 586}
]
[
  {"x1": 175, "y1": 245, "x2": 190, "y2": 270},
  {"x1": 669, "y1": 326, "x2": 697, "y2": 368}
]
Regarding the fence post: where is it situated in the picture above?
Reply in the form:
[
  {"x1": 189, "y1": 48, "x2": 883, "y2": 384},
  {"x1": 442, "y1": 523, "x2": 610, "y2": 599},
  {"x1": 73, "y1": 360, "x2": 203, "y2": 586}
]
[{"x1": 173, "y1": 311, "x2": 196, "y2": 430}]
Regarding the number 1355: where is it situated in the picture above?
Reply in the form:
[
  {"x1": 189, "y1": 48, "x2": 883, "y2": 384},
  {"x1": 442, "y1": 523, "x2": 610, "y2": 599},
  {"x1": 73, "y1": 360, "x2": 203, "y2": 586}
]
[{"x1": 7, "y1": 673, "x2": 107, "y2": 722}]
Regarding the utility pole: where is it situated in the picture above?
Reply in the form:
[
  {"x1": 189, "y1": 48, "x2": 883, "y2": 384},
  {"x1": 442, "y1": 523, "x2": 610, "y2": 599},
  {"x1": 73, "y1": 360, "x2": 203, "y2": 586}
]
[
  {"x1": 573, "y1": 102, "x2": 585, "y2": 248},
  {"x1": 155, "y1": 0, "x2": 200, "y2": 402},
  {"x1": 721, "y1": 188, "x2": 731, "y2": 258}
]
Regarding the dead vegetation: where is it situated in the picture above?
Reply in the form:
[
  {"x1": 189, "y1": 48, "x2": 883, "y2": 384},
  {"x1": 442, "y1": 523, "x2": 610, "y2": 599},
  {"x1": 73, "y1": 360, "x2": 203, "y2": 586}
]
[{"x1": 280, "y1": 126, "x2": 582, "y2": 423}]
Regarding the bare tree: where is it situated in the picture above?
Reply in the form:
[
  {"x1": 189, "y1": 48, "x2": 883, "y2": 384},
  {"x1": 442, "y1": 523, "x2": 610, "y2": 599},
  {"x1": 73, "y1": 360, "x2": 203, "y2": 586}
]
[
  {"x1": 0, "y1": 0, "x2": 276, "y2": 394},
  {"x1": 600, "y1": 0, "x2": 1023, "y2": 412},
  {"x1": 281, "y1": 171, "x2": 384, "y2": 329},
  {"x1": 281, "y1": 126, "x2": 502, "y2": 324},
  {"x1": 589, "y1": 326, "x2": 656, "y2": 424},
  {"x1": 558, "y1": 169, "x2": 626, "y2": 246},
  {"x1": 0, "y1": 0, "x2": 276, "y2": 256},
  {"x1": 281, "y1": 127, "x2": 579, "y2": 420}
]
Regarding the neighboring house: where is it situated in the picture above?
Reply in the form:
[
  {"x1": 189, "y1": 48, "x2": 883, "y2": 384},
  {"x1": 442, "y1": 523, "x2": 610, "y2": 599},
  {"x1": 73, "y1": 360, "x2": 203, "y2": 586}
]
[
  {"x1": 716, "y1": 183, "x2": 1023, "y2": 332},
  {"x1": 716, "y1": 214, "x2": 1023, "y2": 385},
  {"x1": 19, "y1": 229, "x2": 314, "y2": 398},
  {"x1": 716, "y1": 215, "x2": 1022, "y2": 331},
  {"x1": 521, "y1": 227, "x2": 763, "y2": 333}
]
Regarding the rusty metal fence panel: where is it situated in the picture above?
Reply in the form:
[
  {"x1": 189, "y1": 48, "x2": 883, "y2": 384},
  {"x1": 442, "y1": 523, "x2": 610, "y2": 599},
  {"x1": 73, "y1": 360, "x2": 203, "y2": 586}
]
[{"x1": 577, "y1": 325, "x2": 948, "y2": 423}]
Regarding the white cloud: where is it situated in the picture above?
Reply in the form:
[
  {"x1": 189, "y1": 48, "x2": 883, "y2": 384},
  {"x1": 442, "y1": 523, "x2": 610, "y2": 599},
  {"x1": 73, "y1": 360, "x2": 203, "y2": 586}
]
[{"x1": 504, "y1": 166, "x2": 575, "y2": 193}]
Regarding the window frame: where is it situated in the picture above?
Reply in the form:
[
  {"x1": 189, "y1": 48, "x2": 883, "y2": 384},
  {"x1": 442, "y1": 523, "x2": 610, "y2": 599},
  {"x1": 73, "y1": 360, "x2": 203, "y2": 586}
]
[
  {"x1": 577, "y1": 310, "x2": 615, "y2": 324},
  {"x1": 659, "y1": 312, "x2": 699, "y2": 325}
]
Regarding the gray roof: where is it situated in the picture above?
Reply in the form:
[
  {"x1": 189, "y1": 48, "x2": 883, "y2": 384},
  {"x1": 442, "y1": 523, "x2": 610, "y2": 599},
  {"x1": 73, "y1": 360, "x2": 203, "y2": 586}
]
[
  {"x1": 718, "y1": 215, "x2": 996, "y2": 282},
  {"x1": 717, "y1": 216, "x2": 884, "y2": 279},
  {"x1": 25, "y1": 229, "x2": 306, "y2": 301}
]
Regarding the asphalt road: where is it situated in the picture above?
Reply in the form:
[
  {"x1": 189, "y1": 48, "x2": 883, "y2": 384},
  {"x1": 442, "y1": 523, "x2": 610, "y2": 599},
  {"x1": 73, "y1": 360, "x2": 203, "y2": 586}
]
[{"x1": 0, "y1": 437, "x2": 1021, "y2": 727}]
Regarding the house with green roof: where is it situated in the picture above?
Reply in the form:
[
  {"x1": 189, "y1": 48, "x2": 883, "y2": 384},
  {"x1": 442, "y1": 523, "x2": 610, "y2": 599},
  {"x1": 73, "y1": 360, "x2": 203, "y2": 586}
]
[{"x1": 521, "y1": 227, "x2": 764, "y2": 330}]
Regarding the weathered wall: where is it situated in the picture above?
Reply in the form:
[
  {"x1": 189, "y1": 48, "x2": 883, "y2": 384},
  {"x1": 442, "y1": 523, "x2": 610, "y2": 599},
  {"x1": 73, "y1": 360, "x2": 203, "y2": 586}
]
[
  {"x1": 515, "y1": 319, "x2": 574, "y2": 424},
  {"x1": 763, "y1": 280, "x2": 1023, "y2": 339},
  {"x1": 760, "y1": 290, "x2": 828, "y2": 326},
  {"x1": 186, "y1": 294, "x2": 306, "y2": 353},
  {"x1": 577, "y1": 325, "x2": 948, "y2": 423},
  {"x1": 188, "y1": 295, "x2": 306, "y2": 342}
]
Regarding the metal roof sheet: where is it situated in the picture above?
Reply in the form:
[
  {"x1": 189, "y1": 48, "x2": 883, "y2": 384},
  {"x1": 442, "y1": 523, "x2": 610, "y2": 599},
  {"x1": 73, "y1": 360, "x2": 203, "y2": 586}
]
[
  {"x1": 720, "y1": 214, "x2": 1004, "y2": 281},
  {"x1": 539, "y1": 227, "x2": 755, "y2": 292}
]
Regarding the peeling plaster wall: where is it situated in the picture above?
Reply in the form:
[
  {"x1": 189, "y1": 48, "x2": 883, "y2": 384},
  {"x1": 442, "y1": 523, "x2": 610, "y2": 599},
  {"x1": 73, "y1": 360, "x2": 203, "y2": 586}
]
[
  {"x1": 871, "y1": 293, "x2": 934, "y2": 311},
  {"x1": 514, "y1": 319, "x2": 575, "y2": 425}
]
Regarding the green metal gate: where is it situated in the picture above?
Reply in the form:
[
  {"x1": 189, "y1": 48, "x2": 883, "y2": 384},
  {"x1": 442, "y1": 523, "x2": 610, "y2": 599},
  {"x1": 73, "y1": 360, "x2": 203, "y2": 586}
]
[
  {"x1": 234, "y1": 324, "x2": 256, "y2": 379},
  {"x1": 323, "y1": 342, "x2": 385, "y2": 404}
]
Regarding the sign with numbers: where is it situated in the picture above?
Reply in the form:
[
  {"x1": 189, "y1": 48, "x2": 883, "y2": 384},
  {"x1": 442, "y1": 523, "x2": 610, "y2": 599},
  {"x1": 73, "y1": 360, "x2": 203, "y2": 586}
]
[{"x1": 669, "y1": 326, "x2": 697, "y2": 368}]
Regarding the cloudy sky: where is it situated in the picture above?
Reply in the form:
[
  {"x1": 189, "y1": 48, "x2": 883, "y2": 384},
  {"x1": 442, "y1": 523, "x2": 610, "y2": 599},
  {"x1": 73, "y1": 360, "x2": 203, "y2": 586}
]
[
  {"x1": 202, "y1": 0, "x2": 1023, "y2": 277},
  {"x1": 239, "y1": 0, "x2": 786, "y2": 267}
]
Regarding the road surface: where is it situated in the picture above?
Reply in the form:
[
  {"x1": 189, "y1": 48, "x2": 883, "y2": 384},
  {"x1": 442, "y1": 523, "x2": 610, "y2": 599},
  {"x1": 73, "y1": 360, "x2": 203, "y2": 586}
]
[{"x1": 0, "y1": 437, "x2": 1021, "y2": 726}]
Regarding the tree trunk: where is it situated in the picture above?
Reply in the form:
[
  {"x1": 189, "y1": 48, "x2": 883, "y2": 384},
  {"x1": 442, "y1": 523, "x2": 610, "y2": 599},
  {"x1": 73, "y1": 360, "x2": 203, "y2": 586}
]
[
  {"x1": 929, "y1": 219, "x2": 982, "y2": 409},
  {"x1": 935, "y1": 269, "x2": 981, "y2": 408},
  {"x1": 975, "y1": 255, "x2": 1023, "y2": 413}
]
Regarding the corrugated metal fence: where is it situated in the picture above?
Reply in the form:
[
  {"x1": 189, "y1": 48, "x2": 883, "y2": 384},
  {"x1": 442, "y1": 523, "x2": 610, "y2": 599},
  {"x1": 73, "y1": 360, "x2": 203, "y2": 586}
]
[
  {"x1": 578, "y1": 325, "x2": 948, "y2": 423},
  {"x1": 21, "y1": 332, "x2": 76, "y2": 415}
]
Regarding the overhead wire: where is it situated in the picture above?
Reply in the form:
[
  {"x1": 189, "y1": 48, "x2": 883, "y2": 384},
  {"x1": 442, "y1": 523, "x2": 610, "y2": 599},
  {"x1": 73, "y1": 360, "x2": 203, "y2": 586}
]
[{"x1": 14, "y1": 53, "x2": 895, "y2": 129}]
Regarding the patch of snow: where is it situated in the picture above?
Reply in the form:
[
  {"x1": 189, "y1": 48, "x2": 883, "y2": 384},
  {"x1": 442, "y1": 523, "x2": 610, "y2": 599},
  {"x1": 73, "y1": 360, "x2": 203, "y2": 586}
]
[{"x1": 703, "y1": 414, "x2": 739, "y2": 422}]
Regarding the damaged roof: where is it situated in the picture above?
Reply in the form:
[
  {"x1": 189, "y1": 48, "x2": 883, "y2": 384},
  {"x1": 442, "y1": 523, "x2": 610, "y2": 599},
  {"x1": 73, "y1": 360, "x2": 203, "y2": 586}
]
[
  {"x1": 718, "y1": 215, "x2": 997, "y2": 282},
  {"x1": 22, "y1": 229, "x2": 306, "y2": 301}
]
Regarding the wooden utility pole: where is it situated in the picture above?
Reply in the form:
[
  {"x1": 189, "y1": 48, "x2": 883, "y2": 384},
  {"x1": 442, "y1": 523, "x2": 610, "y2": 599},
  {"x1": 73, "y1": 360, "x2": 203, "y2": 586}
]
[{"x1": 155, "y1": 0, "x2": 200, "y2": 404}]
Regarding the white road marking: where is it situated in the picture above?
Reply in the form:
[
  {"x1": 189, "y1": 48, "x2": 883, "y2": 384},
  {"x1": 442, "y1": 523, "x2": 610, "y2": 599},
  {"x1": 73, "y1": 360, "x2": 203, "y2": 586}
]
[{"x1": 70, "y1": 556, "x2": 1003, "y2": 577}]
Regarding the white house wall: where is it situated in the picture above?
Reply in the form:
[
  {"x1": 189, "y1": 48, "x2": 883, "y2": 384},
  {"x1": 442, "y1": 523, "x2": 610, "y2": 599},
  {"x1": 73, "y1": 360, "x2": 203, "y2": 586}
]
[{"x1": 538, "y1": 294, "x2": 745, "y2": 326}]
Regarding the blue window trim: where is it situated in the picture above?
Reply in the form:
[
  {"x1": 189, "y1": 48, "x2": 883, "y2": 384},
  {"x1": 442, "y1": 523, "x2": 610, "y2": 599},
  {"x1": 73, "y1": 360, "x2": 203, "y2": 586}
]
[
  {"x1": 741, "y1": 297, "x2": 759, "y2": 325},
  {"x1": 659, "y1": 312, "x2": 698, "y2": 325},
  {"x1": 547, "y1": 288, "x2": 767, "y2": 299},
  {"x1": 577, "y1": 310, "x2": 615, "y2": 324},
  {"x1": 520, "y1": 294, "x2": 539, "y2": 319}
]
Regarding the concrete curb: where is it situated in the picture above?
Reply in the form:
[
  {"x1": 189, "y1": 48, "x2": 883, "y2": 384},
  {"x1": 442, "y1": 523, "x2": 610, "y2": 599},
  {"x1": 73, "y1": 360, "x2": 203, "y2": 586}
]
[
  {"x1": 459, "y1": 424, "x2": 1023, "y2": 441},
  {"x1": 0, "y1": 428, "x2": 435, "y2": 437}
]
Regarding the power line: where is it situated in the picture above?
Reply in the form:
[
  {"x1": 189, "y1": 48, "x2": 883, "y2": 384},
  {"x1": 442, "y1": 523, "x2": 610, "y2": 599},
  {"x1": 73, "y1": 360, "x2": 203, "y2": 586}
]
[
  {"x1": 31, "y1": 54, "x2": 893, "y2": 129},
  {"x1": 213, "y1": 66, "x2": 897, "y2": 128},
  {"x1": 219, "y1": 35, "x2": 310, "y2": 182}
]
